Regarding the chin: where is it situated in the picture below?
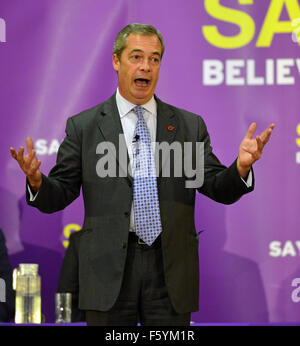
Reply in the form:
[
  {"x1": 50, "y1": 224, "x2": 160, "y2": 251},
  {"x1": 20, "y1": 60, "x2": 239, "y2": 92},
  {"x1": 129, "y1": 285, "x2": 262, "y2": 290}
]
[{"x1": 136, "y1": 90, "x2": 153, "y2": 99}]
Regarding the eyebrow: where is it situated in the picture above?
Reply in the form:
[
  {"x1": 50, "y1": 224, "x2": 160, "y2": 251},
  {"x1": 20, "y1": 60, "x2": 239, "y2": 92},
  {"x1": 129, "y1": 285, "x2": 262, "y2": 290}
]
[{"x1": 129, "y1": 49, "x2": 161, "y2": 58}]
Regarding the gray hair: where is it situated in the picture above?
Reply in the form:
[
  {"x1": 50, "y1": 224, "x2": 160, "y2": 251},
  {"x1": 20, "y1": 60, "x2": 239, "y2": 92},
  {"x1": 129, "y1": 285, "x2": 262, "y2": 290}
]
[{"x1": 113, "y1": 23, "x2": 165, "y2": 60}]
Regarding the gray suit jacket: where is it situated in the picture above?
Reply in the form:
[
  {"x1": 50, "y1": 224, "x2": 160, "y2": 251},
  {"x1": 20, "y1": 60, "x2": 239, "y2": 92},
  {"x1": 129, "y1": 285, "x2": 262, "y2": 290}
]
[{"x1": 27, "y1": 94, "x2": 254, "y2": 313}]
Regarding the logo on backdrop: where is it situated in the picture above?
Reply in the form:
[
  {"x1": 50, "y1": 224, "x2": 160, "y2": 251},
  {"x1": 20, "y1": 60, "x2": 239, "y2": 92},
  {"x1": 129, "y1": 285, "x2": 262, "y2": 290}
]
[
  {"x1": 0, "y1": 18, "x2": 5, "y2": 43},
  {"x1": 35, "y1": 139, "x2": 61, "y2": 156},
  {"x1": 0, "y1": 278, "x2": 6, "y2": 303},
  {"x1": 292, "y1": 18, "x2": 300, "y2": 43},
  {"x1": 296, "y1": 124, "x2": 300, "y2": 164},
  {"x1": 291, "y1": 278, "x2": 300, "y2": 303},
  {"x1": 269, "y1": 240, "x2": 300, "y2": 257},
  {"x1": 62, "y1": 224, "x2": 81, "y2": 248},
  {"x1": 202, "y1": 0, "x2": 300, "y2": 86}
]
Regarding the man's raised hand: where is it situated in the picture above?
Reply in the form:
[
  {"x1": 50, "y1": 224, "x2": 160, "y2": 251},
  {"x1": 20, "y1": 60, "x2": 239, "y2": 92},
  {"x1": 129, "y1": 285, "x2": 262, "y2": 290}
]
[
  {"x1": 10, "y1": 137, "x2": 42, "y2": 191},
  {"x1": 237, "y1": 122, "x2": 275, "y2": 179}
]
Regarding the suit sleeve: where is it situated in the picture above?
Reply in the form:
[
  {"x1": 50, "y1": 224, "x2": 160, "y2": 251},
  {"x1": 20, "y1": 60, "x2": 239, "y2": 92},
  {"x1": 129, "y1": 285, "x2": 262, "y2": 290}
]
[
  {"x1": 26, "y1": 117, "x2": 82, "y2": 213},
  {"x1": 197, "y1": 116, "x2": 254, "y2": 204}
]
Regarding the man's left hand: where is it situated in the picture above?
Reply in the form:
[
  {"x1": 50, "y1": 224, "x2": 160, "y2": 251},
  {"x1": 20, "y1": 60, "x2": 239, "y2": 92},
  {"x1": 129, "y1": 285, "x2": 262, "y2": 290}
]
[{"x1": 237, "y1": 122, "x2": 275, "y2": 179}]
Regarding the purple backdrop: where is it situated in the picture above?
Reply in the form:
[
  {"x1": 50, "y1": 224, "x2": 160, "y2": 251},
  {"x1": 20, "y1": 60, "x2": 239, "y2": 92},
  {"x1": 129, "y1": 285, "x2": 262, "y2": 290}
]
[{"x1": 1, "y1": 0, "x2": 300, "y2": 322}]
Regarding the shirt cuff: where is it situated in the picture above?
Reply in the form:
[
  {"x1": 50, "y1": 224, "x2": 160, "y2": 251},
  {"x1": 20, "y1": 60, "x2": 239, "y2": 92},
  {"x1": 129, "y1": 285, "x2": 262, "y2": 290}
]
[
  {"x1": 27, "y1": 184, "x2": 39, "y2": 202},
  {"x1": 240, "y1": 169, "x2": 253, "y2": 188}
]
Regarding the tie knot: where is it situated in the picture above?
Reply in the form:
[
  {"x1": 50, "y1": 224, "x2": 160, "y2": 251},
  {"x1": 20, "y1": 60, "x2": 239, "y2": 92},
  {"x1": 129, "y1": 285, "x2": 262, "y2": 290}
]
[{"x1": 133, "y1": 106, "x2": 144, "y2": 117}]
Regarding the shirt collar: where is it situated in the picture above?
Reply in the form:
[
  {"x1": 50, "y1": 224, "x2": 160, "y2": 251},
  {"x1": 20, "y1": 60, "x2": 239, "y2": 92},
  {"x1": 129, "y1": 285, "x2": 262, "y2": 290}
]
[{"x1": 116, "y1": 88, "x2": 157, "y2": 118}]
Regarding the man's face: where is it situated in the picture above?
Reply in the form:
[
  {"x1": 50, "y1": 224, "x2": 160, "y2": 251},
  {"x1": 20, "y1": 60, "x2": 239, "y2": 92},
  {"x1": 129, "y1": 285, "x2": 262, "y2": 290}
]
[{"x1": 112, "y1": 33, "x2": 162, "y2": 105}]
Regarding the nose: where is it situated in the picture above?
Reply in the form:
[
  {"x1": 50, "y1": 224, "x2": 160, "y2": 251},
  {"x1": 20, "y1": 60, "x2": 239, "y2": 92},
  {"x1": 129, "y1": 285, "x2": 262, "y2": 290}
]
[{"x1": 139, "y1": 58, "x2": 151, "y2": 72}]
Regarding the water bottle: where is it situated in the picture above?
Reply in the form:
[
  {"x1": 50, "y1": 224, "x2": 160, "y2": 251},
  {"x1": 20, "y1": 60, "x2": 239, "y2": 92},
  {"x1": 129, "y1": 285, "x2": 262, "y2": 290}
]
[{"x1": 13, "y1": 263, "x2": 41, "y2": 324}]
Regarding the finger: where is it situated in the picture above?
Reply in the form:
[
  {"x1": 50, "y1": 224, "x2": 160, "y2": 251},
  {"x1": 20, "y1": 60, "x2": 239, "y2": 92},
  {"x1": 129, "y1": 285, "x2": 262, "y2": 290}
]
[
  {"x1": 10, "y1": 147, "x2": 18, "y2": 160},
  {"x1": 24, "y1": 149, "x2": 37, "y2": 171},
  {"x1": 26, "y1": 137, "x2": 34, "y2": 155},
  {"x1": 256, "y1": 136, "x2": 264, "y2": 152},
  {"x1": 34, "y1": 160, "x2": 42, "y2": 171},
  {"x1": 245, "y1": 123, "x2": 257, "y2": 140},
  {"x1": 269, "y1": 123, "x2": 275, "y2": 130},
  {"x1": 27, "y1": 159, "x2": 41, "y2": 176},
  {"x1": 260, "y1": 124, "x2": 274, "y2": 144},
  {"x1": 29, "y1": 153, "x2": 40, "y2": 171},
  {"x1": 16, "y1": 146, "x2": 25, "y2": 166}
]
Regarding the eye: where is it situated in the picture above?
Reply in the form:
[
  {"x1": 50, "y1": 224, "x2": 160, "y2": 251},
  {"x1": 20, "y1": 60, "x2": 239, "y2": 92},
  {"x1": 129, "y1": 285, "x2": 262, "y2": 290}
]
[
  {"x1": 130, "y1": 54, "x2": 142, "y2": 62},
  {"x1": 151, "y1": 56, "x2": 160, "y2": 64}
]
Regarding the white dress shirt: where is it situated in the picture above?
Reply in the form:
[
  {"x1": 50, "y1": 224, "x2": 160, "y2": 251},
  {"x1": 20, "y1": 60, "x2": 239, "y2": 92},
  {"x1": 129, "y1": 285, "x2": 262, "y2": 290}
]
[{"x1": 115, "y1": 88, "x2": 157, "y2": 232}]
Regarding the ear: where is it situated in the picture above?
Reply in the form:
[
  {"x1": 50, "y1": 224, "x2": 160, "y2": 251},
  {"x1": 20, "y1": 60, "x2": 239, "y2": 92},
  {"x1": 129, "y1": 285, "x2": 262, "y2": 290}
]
[{"x1": 112, "y1": 54, "x2": 120, "y2": 72}]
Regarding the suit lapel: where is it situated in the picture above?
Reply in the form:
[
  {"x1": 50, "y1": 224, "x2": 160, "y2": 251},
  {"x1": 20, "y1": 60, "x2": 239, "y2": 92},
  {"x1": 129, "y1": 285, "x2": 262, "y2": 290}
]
[
  {"x1": 96, "y1": 94, "x2": 133, "y2": 185},
  {"x1": 155, "y1": 96, "x2": 178, "y2": 180}
]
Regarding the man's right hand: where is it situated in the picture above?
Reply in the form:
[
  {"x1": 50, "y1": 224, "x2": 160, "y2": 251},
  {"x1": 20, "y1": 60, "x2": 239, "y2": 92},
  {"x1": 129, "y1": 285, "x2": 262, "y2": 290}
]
[{"x1": 10, "y1": 137, "x2": 42, "y2": 191}]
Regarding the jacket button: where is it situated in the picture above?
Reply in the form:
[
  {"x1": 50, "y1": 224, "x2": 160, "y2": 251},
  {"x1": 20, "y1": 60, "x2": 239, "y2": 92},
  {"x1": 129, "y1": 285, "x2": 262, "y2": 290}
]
[
  {"x1": 124, "y1": 211, "x2": 130, "y2": 217},
  {"x1": 122, "y1": 242, "x2": 127, "y2": 249}
]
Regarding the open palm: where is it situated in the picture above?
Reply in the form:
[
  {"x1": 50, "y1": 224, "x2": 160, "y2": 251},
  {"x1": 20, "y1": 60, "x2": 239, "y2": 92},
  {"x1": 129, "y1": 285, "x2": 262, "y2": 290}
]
[{"x1": 237, "y1": 122, "x2": 275, "y2": 177}]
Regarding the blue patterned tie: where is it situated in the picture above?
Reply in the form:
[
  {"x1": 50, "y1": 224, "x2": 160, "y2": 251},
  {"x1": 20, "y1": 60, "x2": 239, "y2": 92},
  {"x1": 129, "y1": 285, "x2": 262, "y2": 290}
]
[{"x1": 132, "y1": 106, "x2": 162, "y2": 246}]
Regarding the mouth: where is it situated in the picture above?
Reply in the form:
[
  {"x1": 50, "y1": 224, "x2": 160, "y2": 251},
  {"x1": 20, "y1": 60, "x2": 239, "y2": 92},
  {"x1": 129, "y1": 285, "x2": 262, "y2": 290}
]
[{"x1": 134, "y1": 78, "x2": 151, "y2": 88}]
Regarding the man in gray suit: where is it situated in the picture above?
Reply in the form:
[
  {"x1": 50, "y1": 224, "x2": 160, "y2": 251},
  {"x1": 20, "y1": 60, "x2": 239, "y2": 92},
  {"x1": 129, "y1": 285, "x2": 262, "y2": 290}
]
[{"x1": 10, "y1": 23, "x2": 274, "y2": 326}]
